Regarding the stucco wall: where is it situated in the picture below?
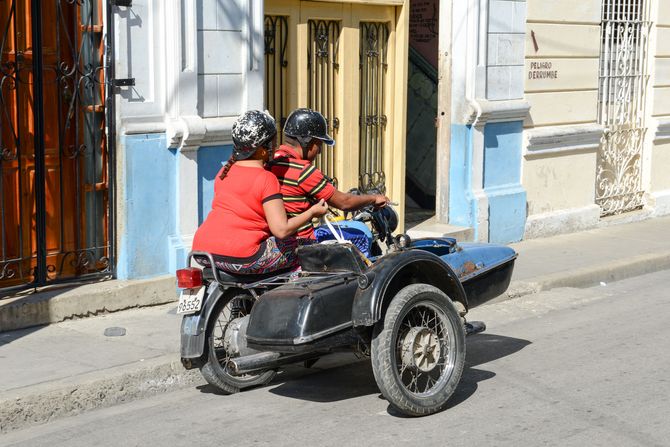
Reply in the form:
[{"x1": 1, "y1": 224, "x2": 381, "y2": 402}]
[
  {"x1": 651, "y1": 142, "x2": 670, "y2": 192},
  {"x1": 525, "y1": 152, "x2": 597, "y2": 216},
  {"x1": 653, "y1": 2, "x2": 670, "y2": 118},
  {"x1": 522, "y1": 0, "x2": 602, "y2": 236},
  {"x1": 649, "y1": 1, "x2": 670, "y2": 215}
]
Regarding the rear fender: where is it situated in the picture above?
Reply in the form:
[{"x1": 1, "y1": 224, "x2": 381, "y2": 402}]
[
  {"x1": 180, "y1": 282, "x2": 239, "y2": 360},
  {"x1": 352, "y1": 250, "x2": 468, "y2": 327}
]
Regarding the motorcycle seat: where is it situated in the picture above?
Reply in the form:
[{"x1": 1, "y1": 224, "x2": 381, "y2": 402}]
[{"x1": 202, "y1": 267, "x2": 290, "y2": 284}]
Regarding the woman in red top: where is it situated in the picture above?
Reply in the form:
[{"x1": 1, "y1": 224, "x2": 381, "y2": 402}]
[{"x1": 192, "y1": 110, "x2": 327, "y2": 274}]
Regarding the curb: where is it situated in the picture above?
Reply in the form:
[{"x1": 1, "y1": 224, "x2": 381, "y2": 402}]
[
  {"x1": 0, "y1": 355, "x2": 202, "y2": 434},
  {"x1": 505, "y1": 250, "x2": 670, "y2": 299},
  {"x1": 0, "y1": 276, "x2": 177, "y2": 333}
]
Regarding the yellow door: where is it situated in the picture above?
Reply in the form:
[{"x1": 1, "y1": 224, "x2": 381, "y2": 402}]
[{"x1": 264, "y1": 0, "x2": 408, "y2": 227}]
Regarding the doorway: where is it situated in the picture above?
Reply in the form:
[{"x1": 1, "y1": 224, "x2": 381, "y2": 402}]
[{"x1": 0, "y1": 0, "x2": 114, "y2": 294}]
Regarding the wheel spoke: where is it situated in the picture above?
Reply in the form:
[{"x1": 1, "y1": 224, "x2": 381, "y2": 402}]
[{"x1": 392, "y1": 301, "x2": 458, "y2": 396}]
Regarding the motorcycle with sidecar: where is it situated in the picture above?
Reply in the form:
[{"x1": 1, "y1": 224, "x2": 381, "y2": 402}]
[{"x1": 177, "y1": 201, "x2": 516, "y2": 416}]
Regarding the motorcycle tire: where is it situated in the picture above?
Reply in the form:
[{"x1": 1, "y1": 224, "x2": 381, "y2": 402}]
[
  {"x1": 199, "y1": 292, "x2": 276, "y2": 394},
  {"x1": 370, "y1": 283, "x2": 466, "y2": 416}
]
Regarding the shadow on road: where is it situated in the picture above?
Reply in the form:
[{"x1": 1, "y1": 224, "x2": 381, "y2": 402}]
[
  {"x1": 385, "y1": 333, "x2": 531, "y2": 416},
  {"x1": 268, "y1": 355, "x2": 380, "y2": 402},
  {"x1": 216, "y1": 333, "x2": 531, "y2": 412},
  {"x1": 448, "y1": 333, "x2": 531, "y2": 406}
]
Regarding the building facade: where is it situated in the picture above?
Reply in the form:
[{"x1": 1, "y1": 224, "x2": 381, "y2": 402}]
[
  {"x1": 3, "y1": 0, "x2": 668, "y2": 293},
  {"x1": 523, "y1": 0, "x2": 670, "y2": 238},
  {"x1": 423, "y1": 0, "x2": 670, "y2": 244},
  {"x1": 115, "y1": 0, "x2": 409, "y2": 281}
]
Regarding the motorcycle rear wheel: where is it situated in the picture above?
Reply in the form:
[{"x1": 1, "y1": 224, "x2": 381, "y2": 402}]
[
  {"x1": 370, "y1": 284, "x2": 465, "y2": 416},
  {"x1": 200, "y1": 292, "x2": 276, "y2": 394}
]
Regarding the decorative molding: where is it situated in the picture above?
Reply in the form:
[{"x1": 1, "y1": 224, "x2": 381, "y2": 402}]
[
  {"x1": 654, "y1": 117, "x2": 670, "y2": 142},
  {"x1": 465, "y1": 99, "x2": 530, "y2": 126},
  {"x1": 120, "y1": 115, "x2": 234, "y2": 151},
  {"x1": 524, "y1": 123, "x2": 604, "y2": 159},
  {"x1": 121, "y1": 117, "x2": 168, "y2": 135},
  {"x1": 166, "y1": 116, "x2": 235, "y2": 151}
]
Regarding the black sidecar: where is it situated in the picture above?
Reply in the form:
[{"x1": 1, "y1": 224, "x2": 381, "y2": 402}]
[{"x1": 178, "y1": 207, "x2": 516, "y2": 416}]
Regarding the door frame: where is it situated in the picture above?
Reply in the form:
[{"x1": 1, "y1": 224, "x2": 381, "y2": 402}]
[{"x1": 265, "y1": 0, "x2": 408, "y2": 227}]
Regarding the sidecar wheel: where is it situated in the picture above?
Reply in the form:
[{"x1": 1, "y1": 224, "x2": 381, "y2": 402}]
[
  {"x1": 200, "y1": 292, "x2": 276, "y2": 394},
  {"x1": 370, "y1": 284, "x2": 465, "y2": 416}
]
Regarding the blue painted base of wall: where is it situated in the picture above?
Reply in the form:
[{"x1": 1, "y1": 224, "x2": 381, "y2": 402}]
[
  {"x1": 487, "y1": 185, "x2": 527, "y2": 243},
  {"x1": 117, "y1": 134, "x2": 176, "y2": 280},
  {"x1": 198, "y1": 145, "x2": 233, "y2": 223},
  {"x1": 117, "y1": 135, "x2": 233, "y2": 280},
  {"x1": 484, "y1": 122, "x2": 526, "y2": 244},
  {"x1": 167, "y1": 145, "x2": 232, "y2": 275},
  {"x1": 448, "y1": 121, "x2": 527, "y2": 244},
  {"x1": 168, "y1": 235, "x2": 188, "y2": 274},
  {"x1": 449, "y1": 124, "x2": 477, "y2": 230}
]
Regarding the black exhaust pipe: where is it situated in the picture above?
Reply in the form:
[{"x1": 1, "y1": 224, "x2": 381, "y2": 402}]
[{"x1": 228, "y1": 351, "x2": 324, "y2": 375}]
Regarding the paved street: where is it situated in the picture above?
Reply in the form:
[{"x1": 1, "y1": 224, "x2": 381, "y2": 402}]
[{"x1": 3, "y1": 270, "x2": 670, "y2": 447}]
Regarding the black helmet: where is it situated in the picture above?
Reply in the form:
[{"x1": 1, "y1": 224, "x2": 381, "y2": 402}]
[
  {"x1": 231, "y1": 110, "x2": 277, "y2": 160},
  {"x1": 283, "y1": 108, "x2": 335, "y2": 146}
]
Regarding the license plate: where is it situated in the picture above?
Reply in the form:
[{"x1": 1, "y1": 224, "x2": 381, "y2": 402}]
[{"x1": 177, "y1": 287, "x2": 205, "y2": 315}]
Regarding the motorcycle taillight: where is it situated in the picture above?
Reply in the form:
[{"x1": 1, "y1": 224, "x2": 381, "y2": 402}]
[{"x1": 176, "y1": 267, "x2": 203, "y2": 289}]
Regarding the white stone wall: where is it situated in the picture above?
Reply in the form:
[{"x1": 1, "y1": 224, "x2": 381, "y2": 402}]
[
  {"x1": 486, "y1": 0, "x2": 526, "y2": 100},
  {"x1": 197, "y1": 0, "x2": 263, "y2": 118},
  {"x1": 114, "y1": 0, "x2": 264, "y2": 139}
]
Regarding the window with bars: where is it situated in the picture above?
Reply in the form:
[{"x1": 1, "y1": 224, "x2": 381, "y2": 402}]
[
  {"x1": 595, "y1": 0, "x2": 651, "y2": 216},
  {"x1": 597, "y1": 0, "x2": 650, "y2": 125},
  {"x1": 359, "y1": 22, "x2": 389, "y2": 194},
  {"x1": 307, "y1": 19, "x2": 340, "y2": 183},
  {"x1": 264, "y1": 15, "x2": 289, "y2": 139}
]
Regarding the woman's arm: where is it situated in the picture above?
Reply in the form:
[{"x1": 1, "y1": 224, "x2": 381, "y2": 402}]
[{"x1": 263, "y1": 198, "x2": 328, "y2": 239}]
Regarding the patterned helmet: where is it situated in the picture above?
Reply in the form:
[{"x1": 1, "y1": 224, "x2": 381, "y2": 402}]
[
  {"x1": 283, "y1": 108, "x2": 335, "y2": 146},
  {"x1": 231, "y1": 110, "x2": 277, "y2": 160}
]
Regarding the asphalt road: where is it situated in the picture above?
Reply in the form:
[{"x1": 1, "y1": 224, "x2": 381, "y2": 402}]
[{"x1": 3, "y1": 270, "x2": 670, "y2": 447}]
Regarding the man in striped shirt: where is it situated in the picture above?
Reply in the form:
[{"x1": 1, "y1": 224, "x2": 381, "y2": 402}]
[{"x1": 268, "y1": 108, "x2": 389, "y2": 239}]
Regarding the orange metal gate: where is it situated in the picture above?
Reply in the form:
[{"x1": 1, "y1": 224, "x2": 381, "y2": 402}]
[{"x1": 0, "y1": 0, "x2": 114, "y2": 294}]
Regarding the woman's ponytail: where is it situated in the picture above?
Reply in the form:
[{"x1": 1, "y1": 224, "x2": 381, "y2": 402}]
[{"x1": 219, "y1": 154, "x2": 237, "y2": 180}]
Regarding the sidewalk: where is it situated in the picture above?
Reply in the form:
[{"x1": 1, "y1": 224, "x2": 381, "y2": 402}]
[{"x1": 2, "y1": 215, "x2": 670, "y2": 433}]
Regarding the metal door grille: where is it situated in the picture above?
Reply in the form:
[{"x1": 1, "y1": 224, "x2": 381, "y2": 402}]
[
  {"x1": 0, "y1": 0, "x2": 114, "y2": 294},
  {"x1": 596, "y1": 0, "x2": 651, "y2": 216},
  {"x1": 264, "y1": 15, "x2": 289, "y2": 140},
  {"x1": 359, "y1": 22, "x2": 389, "y2": 194},
  {"x1": 307, "y1": 19, "x2": 339, "y2": 182}
]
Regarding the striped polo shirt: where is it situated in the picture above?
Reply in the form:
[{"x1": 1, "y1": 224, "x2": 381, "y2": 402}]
[{"x1": 268, "y1": 144, "x2": 336, "y2": 239}]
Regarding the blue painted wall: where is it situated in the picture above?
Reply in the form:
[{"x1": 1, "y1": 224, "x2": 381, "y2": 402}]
[
  {"x1": 449, "y1": 124, "x2": 477, "y2": 231},
  {"x1": 197, "y1": 145, "x2": 233, "y2": 223},
  {"x1": 483, "y1": 121, "x2": 526, "y2": 244},
  {"x1": 448, "y1": 122, "x2": 526, "y2": 244},
  {"x1": 117, "y1": 134, "x2": 177, "y2": 279}
]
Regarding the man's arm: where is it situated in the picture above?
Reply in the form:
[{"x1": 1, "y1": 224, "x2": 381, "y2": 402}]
[{"x1": 327, "y1": 189, "x2": 388, "y2": 212}]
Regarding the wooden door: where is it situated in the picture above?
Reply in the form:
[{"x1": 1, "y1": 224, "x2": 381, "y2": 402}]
[{"x1": 0, "y1": 0, "x2": 111, "y2": 292}]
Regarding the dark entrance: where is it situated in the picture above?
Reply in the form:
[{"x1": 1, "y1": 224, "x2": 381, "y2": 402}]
[
  {"x1": 406, "y1": 0, "x2": 439, "y2": 228},
  {"x1": 0, "y1": 0, "x2": 115, "y2": 294}
]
